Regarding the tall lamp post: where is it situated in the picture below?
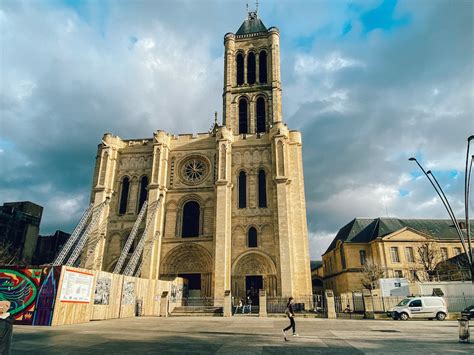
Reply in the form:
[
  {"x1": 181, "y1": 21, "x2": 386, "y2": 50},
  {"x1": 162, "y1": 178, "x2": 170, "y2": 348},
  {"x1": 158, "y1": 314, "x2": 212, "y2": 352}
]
[{"x1": 409, "y1": 135, "x2": 474, "y2": 283}]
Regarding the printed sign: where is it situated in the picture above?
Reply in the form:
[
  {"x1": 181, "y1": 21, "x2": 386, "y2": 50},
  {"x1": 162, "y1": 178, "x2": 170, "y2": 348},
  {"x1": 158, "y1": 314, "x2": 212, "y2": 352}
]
[{"x1": 59, "y1": 269, "x2": 94, "y2": 303}]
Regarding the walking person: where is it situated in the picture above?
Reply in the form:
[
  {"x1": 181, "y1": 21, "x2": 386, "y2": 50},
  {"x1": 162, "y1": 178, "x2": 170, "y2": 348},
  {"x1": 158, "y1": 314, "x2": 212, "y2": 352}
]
[
  {"x1": 0, "y1": 300, "x2": 14, "y2": 355},
  {"x1": 282, "y1": 297, "x2": 298, "y2": 341}
]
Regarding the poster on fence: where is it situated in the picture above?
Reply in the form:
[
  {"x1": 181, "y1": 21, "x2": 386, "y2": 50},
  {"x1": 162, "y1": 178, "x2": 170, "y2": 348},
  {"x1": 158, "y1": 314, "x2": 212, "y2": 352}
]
[
  {"x1": 94, "y1": 276, "x2": 111, "y2": 305},
  {"x1": 59, "y1": 269, "x2": 94, "y2": 303}
]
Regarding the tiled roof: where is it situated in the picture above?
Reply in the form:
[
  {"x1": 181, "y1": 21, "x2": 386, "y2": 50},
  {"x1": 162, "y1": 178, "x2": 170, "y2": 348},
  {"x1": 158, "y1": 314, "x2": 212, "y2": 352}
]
[{"x1": 323, "y1": 217, "x2": 470, "y2": 255}]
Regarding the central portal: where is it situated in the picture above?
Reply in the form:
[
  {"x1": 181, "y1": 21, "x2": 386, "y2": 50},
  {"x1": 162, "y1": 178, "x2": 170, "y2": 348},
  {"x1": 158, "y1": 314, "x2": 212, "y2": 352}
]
[
  {"x1": 245, "y1": 275, "x2": 262, "y2": 306},
  {"x1": 179, "y1": 273, "x2": 201, "y2": 298}
]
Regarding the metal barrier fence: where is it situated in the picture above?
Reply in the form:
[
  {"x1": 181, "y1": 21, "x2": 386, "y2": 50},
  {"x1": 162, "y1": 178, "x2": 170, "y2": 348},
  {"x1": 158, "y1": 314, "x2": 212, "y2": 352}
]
[
  {"x1": 266, "y1": 296, "x2": 322, "y2": 316},
  {"x1": 334, "y1": 294, "x2": 365, "y2": 319}
]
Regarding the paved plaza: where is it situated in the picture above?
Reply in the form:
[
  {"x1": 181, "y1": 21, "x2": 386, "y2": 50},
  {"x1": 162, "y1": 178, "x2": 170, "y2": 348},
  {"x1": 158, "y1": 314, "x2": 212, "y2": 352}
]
[{"x1": 11, "y1": 316, "x2": 471, "y2": 354}]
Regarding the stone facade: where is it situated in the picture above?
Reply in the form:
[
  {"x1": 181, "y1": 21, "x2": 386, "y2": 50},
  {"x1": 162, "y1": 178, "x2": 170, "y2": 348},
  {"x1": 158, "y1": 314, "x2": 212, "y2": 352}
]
[
  {"x1": 322, "y1": 218, "x2": 467, "y2": 295},
  {"x1": 85, "y1": 12, "x2": 312, "y2": 304}
]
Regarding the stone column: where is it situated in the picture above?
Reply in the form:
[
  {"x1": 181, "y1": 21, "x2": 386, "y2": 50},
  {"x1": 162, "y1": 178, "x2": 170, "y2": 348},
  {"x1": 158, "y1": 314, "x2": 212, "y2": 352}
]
[
  {"x1": 223, "y1": 33, "x2": 235, "y2": 127},
  {"x1": 213, "y1": 127, "x2": 233, "y2": 306},
  {"x1": 84, "y1": 134, "x2": 122, "y2": 270},
  {"x1": 259, "y1": 289, "x2": 267, "y2": 317},
  {"x1": 272, "y1": 124, "x2": 294, "y2": 297},
  {"x1": 141, "y1": 130, "x2": 170, "y2": 279},
  {"x1": 325, "y1": 290, "x2": 336, "y2": 319}
]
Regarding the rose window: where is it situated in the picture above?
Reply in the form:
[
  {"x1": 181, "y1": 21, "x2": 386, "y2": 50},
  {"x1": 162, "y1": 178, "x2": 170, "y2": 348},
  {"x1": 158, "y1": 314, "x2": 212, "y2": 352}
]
[{"x1": 181, "y1": 158, "x2": 208, "y2": 184}]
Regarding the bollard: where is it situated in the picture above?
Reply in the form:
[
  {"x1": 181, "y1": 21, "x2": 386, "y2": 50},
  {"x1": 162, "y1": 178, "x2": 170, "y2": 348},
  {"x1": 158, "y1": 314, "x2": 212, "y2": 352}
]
[
  {"x1": 259, "y1": 289, "x2": 267, "y2": 317},
  {"x1": 458, "y1": 318, "x2": 470, "y2": 343}
]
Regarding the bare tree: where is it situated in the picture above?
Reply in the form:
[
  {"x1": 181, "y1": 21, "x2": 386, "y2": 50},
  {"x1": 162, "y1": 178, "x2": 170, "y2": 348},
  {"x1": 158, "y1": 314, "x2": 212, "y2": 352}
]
[
  {"x1": 361, "y1": 258, "x2": 385, "y2": 290},
  {"x1": 417, "y1": 241, "x2": 441, "y2": 280}
]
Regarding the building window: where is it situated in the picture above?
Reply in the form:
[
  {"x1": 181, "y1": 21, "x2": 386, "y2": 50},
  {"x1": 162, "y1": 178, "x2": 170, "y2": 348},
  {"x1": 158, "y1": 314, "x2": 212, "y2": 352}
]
[
  {"x1": 394, "y1": 270, "x2": 403, "y2": 278},
  {"x1": 259, "y1": 50, "x2": 267, "y2": 84},
  {"x1": 137, "y1": 176, "x2": 148, "y2": 212},
  {"x1": 236, "y1": 53, "x2": 244, "y2": 85},
  {"x1": 359, "y1": 250, "x2": 367, "y2": 265},
  {"x1": 181, "y1": 201, "x2": 200, "y2": 237},
  {"x1": 256, "y1": 97, "x2": 266, "y2": 133},
  {"x1": 453, "y1": 247, "x2": 462, "y2": 256},
  {"x1": 238, "y1": 171, "x2": 247, "y2": 208},
  {"x1": 340, "y1": 246, "x2": 346, "y2": 269},
  {"x1": 390, "y1": 247, "x2": 400, "y2": 263},
  {"x1": 248, "y1": 227, "x2": 257, "y2": 247},
  {"x1": 440, "y1": 247, "x2": 448, "y2": 260},
  {"x1": 258, "y1": 169, "x2": 267, "y2": 208},
  {"x1": 405, "y1": 247, "x2": 415, "y2": 263},
  {"x1": 238, "y1": 98, "x2": 248, "y2": 134},
  {"x1": 409, "y1": 270, "x2": 417, "y2": 281},
  {"x1": 118, "y1": 177, "x2": 130, "y2": 215},
  {"x1": 247, "y1": 52, "x2": 256, "y2": 84}
]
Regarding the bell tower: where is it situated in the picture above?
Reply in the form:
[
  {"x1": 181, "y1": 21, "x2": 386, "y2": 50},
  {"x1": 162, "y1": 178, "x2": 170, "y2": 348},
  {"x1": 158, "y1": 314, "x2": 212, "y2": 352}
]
[{"x1": 223, "y1": 9, "x2": 282, "y2": 134}]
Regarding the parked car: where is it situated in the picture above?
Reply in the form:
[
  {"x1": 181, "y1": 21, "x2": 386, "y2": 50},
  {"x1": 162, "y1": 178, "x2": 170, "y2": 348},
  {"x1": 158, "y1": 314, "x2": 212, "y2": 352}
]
[
  {"x1": 387, "y1": 296, "x2": 447, "y2": 321},
  {"x1": 461, "y1": 305, "x2": 474, "y2": 320}
]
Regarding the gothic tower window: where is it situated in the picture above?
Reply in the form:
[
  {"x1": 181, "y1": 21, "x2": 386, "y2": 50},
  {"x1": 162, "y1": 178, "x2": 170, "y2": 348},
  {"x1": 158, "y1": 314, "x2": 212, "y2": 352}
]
[
  {"x1": 182, "y1": 200, "x2": 200, "y2": 238},
  {"x1": 238, "y1": 98, "x2": 248, "y2": 134},
  {"x1": 236, "y1": 53, "x2": 244, "y2": 85},
  {"x1": 248, "y1": 227, "x2": 257, "y2": 248},
  {"x1": 238, "y1": 171, "x2": 247, "y2": 208},
  {"x1": 118, "y1": 177, "x2": 130, "y2": 215},
  {"x1": 256, "y1": 97, "x2": 266, "y2": 133},
  {"x1": 258, "y1": 169, "x2": 267, "y2": 208},
  {"x1": 137, "y1": 176, "x2": 148, "y2": 212},
  {"x1": 259, "y1": 50, "x2": 267, "y2": 84},
  {"x1": 247, "y1": 52, "x2": 256, "y2": 84}
]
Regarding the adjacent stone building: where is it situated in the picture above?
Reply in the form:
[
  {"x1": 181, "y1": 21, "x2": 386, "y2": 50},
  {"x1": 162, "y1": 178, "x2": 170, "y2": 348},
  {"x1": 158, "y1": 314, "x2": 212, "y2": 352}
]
[
  {"x1": 322, "y1": 217, "x2": 468, "y2": 295},
  {"x1": 0, "y1": 201, "x2": 43, "y2": 263},
  {"x1": 85, "y1": 11, "x2": 313, "y2": 304}
]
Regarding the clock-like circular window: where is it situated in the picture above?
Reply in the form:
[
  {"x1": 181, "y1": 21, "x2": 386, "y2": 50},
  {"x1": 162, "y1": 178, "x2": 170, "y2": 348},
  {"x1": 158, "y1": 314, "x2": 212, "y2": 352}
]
[{"x1": 180, "y1": 157, "x2": 209, "y2": 185}]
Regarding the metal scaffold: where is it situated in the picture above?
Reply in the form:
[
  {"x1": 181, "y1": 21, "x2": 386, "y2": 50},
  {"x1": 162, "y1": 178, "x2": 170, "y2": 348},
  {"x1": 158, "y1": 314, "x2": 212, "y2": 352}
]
[
  {"x1": 113, "y1": 200, "x2": 149, "y2": 274},
  {"x1": 52, "y1": 198, "x2": 110, "y2": 267},
  {"x1": 123, "y1": 195, "x2": 163, "y2": 276}
]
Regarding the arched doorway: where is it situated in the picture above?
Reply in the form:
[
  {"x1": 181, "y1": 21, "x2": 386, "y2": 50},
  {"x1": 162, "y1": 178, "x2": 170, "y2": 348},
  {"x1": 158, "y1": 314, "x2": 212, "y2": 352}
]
[
  {"x1": 160, "y1": 243, "x2": 213, "y2": 298},
  {"x1": 232, "y1": 251, "x2": 277, "y2": 305}
]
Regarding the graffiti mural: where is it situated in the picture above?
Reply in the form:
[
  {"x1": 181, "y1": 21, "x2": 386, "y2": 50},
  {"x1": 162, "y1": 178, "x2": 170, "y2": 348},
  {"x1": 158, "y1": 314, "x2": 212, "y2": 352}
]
[{"x1": 0, "y1": 267, "x2": 60, "y2": 325}]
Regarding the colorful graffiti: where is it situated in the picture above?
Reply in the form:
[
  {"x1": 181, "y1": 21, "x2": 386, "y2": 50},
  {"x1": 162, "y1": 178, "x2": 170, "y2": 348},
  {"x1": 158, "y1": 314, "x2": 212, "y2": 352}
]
[{"x1": 0, "y1": 267, "x2": 60, "y2": 325}]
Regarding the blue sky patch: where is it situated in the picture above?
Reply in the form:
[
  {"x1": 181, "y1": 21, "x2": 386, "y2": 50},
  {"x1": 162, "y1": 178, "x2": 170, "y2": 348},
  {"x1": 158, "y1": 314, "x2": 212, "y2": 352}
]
[
  {"x1": 399, "y1": 189, "x2": 410, "y2": 197},
  {"x1": 360, "y1": 0, "x2": 411, "y2": 33}
]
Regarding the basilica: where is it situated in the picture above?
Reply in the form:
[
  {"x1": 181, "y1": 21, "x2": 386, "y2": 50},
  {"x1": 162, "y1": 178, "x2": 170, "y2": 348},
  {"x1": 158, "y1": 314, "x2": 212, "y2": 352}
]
[{"x1": 85, "y1": 10, "x2": 313, "y2": 304}]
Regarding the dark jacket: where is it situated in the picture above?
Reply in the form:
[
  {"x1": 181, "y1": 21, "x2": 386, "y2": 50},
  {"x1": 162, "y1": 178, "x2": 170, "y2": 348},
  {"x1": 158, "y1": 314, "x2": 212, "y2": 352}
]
[
  {"x1": 0, "y1": 314, "x2": 14, "y2": 355},
  {"x1": 286, "y1": 303, "x2": 295, "y2": 317}
]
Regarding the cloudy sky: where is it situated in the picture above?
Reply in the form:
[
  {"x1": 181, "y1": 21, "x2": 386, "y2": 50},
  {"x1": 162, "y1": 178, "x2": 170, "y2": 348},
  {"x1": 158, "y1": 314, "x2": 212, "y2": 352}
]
[{"x1": 1, "y1": 0, "x2": 473, "y2": 260}]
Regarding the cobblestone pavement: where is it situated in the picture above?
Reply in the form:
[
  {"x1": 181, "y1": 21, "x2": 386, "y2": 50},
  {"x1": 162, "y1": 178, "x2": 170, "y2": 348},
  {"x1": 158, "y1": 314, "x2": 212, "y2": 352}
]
[{"x1": 10, "y1": 316, "x2": 472, "y2": 354}]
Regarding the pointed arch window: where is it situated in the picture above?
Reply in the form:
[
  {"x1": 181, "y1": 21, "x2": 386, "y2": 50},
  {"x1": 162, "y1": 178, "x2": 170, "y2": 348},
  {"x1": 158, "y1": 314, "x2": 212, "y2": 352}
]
[
  {"x1": 259, "y1": 51, "x2": 267, "y2": 84},
  {"x1": 258, "y1": 169, "x2": 267, "y2": 208},
  {"x1": 247, "y1": 52, "x2": 256, "y2": 84},
  {"x1": 137, "y1": 176, "x2": 148, "y2": 212},
  {"x1": 119, "y1": 177, "x2": 130, "y2": 215},
  {"x1": 236, "y1": 53, "x2": 244, "y2": 85},
  {"x1": 256, "y1": 97, "x2": 266, "y2": 133},
  {"x1": 238, "y1": 171, "x2": 247, "y2": 208},
  {"x1": 248, "y1": 227, "x2": 257, "y2": 248},
  {"x1": 182, "y1": 201, "x2": 200, "y2": 238},
  {"x1": 238, "y1": 98, "x2": 248, "y2": 134}
]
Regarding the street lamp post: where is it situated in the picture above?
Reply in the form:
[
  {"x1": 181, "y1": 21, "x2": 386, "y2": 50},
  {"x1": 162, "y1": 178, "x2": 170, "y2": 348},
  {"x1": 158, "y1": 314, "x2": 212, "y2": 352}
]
[{"x1": 409, "y1": 136, "x2": 474, "y2": 283}]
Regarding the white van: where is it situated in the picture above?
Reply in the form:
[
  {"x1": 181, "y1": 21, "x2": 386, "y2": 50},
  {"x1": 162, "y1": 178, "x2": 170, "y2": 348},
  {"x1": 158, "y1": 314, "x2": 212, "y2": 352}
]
[{"x1": 388, "y1": 296, "x2": 447, "y2": 321}]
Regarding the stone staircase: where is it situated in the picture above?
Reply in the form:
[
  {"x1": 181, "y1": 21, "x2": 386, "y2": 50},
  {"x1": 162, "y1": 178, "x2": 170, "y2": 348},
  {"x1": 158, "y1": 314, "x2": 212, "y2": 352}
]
[{"x1": 170, "y1": 306, "x2": 223, "y2": 317}]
